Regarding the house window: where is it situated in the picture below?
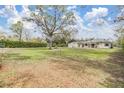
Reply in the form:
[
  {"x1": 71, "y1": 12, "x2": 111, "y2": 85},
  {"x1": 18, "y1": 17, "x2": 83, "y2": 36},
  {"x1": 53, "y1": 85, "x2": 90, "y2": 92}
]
[
  {"x1": 85, "y1": 44, "x2": 87, "y2": 46},
  {"x1": 105, "y1": 43, "x2": 109, "y2": 46},
  {"x1": 91, "y1": 44, "x2": 95, "y2": 48}
]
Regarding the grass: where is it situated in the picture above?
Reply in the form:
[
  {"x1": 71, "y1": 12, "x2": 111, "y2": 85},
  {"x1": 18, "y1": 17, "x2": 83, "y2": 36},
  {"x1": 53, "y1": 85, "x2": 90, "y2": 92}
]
[
  {"x1": 4, "y1": 48, "x2": 51, "y2": 60},
  {"x1": 4, "y1": 48, "x2": 117, "y2": 61},
  {"x1": 50, "y1": 48, "x2": 117, "y2": 60},
  {"x1": 0, "y1": 47, "x2": 124, "y2": 87}
]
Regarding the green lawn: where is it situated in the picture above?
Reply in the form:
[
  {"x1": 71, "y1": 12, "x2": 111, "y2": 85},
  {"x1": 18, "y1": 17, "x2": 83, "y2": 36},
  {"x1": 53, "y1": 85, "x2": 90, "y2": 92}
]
[
  {"x1": 1, "y1": 47, "x2": 124, "y2": 88},
  {"x1": 4, "y1": 48, "x2": 118, "y2": 61}
]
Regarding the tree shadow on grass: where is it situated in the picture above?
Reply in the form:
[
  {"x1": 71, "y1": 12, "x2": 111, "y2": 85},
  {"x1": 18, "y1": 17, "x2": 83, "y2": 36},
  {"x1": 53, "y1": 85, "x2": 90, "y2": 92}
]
[
  {"x1": 55, "y1": 49, "x2": 124, "y2": 87},
  {"x1": 4, "y1": 53, "x2": 31, "y2": 60},
  {"x1": 79, "y1": 50, "x2": 124, "y2": 88},
  {"x1": 99, "y1": 50, "x2": 124, "y2": 87}
]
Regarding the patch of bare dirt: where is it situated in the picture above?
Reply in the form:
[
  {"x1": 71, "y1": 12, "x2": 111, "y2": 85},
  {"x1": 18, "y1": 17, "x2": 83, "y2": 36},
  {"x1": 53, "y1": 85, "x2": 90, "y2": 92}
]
[{"x1": 0, "y1": 58, "x2": 103, "y2": 88}]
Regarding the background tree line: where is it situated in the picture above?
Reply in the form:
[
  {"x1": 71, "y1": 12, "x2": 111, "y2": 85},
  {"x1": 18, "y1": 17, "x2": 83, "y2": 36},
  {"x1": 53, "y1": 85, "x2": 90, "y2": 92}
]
[
  {"x1": 9, "y1": 6, "x2": 77, "y2": 49},
  {"x1": 1, "y1": 5, "x2": 124, "y2": 49}
]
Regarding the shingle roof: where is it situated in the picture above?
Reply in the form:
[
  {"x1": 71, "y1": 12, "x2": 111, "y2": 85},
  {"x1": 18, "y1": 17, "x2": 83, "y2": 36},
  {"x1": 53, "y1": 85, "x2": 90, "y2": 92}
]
[{"x1": 70, "y1": 39, "x2": 112, "y2": 44}]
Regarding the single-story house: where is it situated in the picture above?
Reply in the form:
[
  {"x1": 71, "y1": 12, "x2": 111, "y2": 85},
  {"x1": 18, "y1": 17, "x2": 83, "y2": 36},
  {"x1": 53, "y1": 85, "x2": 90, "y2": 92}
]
[{"x1": 68, "y1": 39, "x2": 113, "y2": 48}]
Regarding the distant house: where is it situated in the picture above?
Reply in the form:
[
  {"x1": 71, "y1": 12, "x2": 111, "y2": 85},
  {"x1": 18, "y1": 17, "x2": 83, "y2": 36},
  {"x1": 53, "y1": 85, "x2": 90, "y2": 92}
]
[{"x1": 68, "y1": 39, "x2": 113, "y2": 48}]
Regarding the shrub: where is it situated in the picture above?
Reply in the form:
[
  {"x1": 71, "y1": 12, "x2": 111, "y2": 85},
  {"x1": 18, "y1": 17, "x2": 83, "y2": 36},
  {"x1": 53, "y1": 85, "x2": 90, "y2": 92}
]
[
  {"x1": 122, "y1": 43, "x2": 124, "y2": 50},
  {"x1": 52, "y1": 43, "x2": 66, "y2": 47},
  {"x1": 122, "y1": 39, "x2": 124, "y2": 50},
  {"x1": 0, "y1": 40, "x2": 47, "y2": 48}
]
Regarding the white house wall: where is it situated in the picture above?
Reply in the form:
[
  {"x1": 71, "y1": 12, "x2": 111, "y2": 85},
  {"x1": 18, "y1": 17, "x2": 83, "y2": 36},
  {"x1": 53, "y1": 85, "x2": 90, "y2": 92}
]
[
  {"x1": 97, "y1": 43, "x2": 111, "y2": 48},
  {"x1": 68, "y1": 42, "x2": 78, "y2": 48},
  {"x1": 68, "y1": 42, "x2": 112, "y2": 48}
]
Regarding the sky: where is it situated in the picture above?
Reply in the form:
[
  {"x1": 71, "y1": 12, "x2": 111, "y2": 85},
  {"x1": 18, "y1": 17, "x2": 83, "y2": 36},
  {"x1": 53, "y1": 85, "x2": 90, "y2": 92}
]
[{"x1": 0, "y1": 5, "x2": 121, "y2": 40}]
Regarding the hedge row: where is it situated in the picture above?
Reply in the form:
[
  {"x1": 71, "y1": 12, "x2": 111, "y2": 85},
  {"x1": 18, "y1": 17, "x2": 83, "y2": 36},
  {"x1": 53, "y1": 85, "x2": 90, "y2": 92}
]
[
  {"x1": 0, "y1": 40, "x2": 47, "y2": 48},
  {"x1": 52, "y1": 43, "x2": 67, "y2": 47},
  {"x1": 122, "y1": 43, "x2": 124, "y2": 50}
]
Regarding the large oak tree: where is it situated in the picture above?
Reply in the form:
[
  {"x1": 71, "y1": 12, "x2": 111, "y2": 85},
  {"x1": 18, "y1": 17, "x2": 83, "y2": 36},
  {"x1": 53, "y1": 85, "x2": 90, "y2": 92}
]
[{"x1": 25, "y1": 5, "x2": 76, "y2": 49}]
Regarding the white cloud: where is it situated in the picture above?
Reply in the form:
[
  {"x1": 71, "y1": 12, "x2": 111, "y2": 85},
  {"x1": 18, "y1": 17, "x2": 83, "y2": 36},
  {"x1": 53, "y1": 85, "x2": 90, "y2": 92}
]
[
  {"x1": 2, "y1": 5, "x2": 22, "y2": 25},
  {"x1": 87, "y1": 18, "x2": 108, "y2": 27},
  {"x1": 0, "y1": 26, "x2": 7, "y2": 33},
  {"x1": 23, "y1": 21, "x2": 37, "y2": 33},
  {"x1": 0, "y1": 25, "x2": 12, "y2": 37},
  {"x1": 20, "y1": 5, "x2": 32, "y2": 18},
  {"x1": 87, "y1": 20, "x2": 115, "y2": 40},
  {"x1": 74, "y1": 11, "x2": 92, "y2": 31},
  {"x1": 67, "y1": 5, "x2": 77, "y2": 11},
  {"x1": 7, "y1": 17, "x2": 22, "y2": 25},
  {"x1": 108, "y1": 17, "x2": 112, "y2": 21},
  {"x1": 83, "y1": 7, "x2": 115, "y2": 40},
  {"x1": 0, "y1": 5, "x2": 18, "y2": 18},
  {"x1": 84, "y1": 7, "x2": 109, "y2": 27},
  {"x1": 0, "y1": 5, "x2": 35, "y2": 28},
  {"x1": 117, "y1": 8, "x2": 124, "y2": 18},
  {"x1": 0, "y1": 5, "x2": 32, "y2": 25},
  {"x1": 71, "y1": 11, "x2": 93, "y2": 39},
  {"x1": 0, "y1": 5, "x2": 38, "y2": 39},
  {"x1": 84, "y1": 7, "x2": 108, "y2": 20}
]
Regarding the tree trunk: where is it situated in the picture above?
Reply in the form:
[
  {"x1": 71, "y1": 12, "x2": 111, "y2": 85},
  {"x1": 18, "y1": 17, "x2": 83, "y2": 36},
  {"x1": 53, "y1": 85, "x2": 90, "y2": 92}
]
[
  {"x1": 65, "y1": 41, "x2": 68, "y2": 47},
  {"x1": 19, "y1": 34, "x2": 22, "y2": 42},
  {"x1": 49, "y1": 40, "x2": 52, "y2": 50},
  {"x1": 48, "y1": 36, "x2": 53, "y2": 50},
  {"x1": 19, "y1": 30, "x2": 23, "y2": 42}
]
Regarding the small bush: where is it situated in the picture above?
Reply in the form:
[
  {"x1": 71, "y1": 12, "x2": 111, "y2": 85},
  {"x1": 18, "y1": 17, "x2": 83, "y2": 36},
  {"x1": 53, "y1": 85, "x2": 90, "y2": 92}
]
[
  {"x1": 0, "y1": 40, "x2": 47, "y2": 48},
  {"x1": 53, "y1": 43, "x2": 66, "y2": 47}
]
